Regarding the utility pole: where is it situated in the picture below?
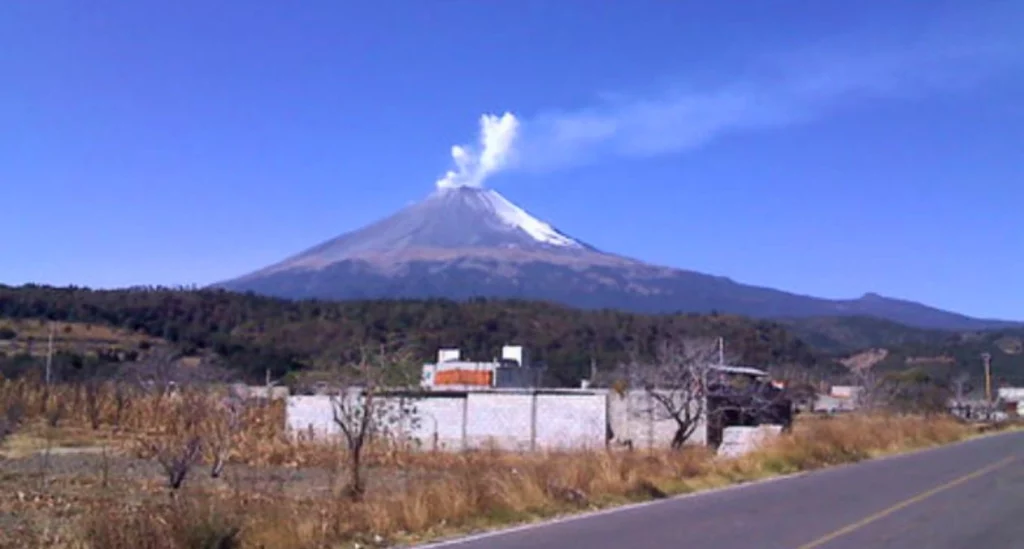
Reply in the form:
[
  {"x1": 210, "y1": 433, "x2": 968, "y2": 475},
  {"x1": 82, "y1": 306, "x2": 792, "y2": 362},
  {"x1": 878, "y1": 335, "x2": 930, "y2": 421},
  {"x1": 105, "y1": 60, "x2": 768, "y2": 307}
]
[
  {"x1": 45, "y1": 321, "x2": 55, "y2": 386},
  {"x1": 982, "y1": 352, "x2": 992, "y2": 404}
]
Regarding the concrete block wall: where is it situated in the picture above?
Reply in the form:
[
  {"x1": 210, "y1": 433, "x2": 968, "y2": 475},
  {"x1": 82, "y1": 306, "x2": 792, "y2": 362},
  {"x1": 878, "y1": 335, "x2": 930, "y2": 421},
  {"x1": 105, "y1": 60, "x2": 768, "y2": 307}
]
[
  {"x1": 535, "y1": 393, "x2": 607, "y2": 450},
  {"x1": 287, "y1": 392, "x2": 468, "y2": 450},
  {"x1": 287, "y1": 395, "x2": 336, "y2": 438},
  {"x1": 606, "y1": 390, "x2": 707, "y2": 449},
  {"x1": 286, "y1": 389, "x2": 705, "y2": 451},
  {"x1": 404, "y1": 396, "x2": 466, "y2": 450},
  {"x1": 465, "y1": 393, "x2": 535, "y2": 450}
]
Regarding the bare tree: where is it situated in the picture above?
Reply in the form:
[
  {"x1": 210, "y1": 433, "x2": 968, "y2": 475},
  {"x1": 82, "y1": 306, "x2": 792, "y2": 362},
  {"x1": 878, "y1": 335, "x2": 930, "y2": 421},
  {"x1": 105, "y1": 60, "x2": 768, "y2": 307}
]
[
  {"x1": 122, "y1": 350, "x2": 238, "y2": 490},
  {"x1": 84, "y1": 378, "x2": 104, "y2": 430},
  {"x1": 120, "y1": 349, "x2": 232, "y2": 398},
  {"x1": 208, "y1": 387, "x2": 248, "y2": 479},
  {"x1": 46, "y1": 394, "x2": 66, "y2": 428},
  {"x1": 621, "y1": 338, "x2": 720, "y2": 450},
  {"x1": 853, "y1": 367, "x2": 951, "y2": 415},
  {"x1": 111, "y1": 381, "x2": 133, "y2": 431},
  {"x1": 154, "y1": 435, "x2": 204, "y2": 491},
  {"x1": 149, "y1": 390, "x2": 208, "y2": 491},
  {"x1": 620, "y1": 338, "x2": 798, "y2": 449},
  {"x1": 853, "y1": 367, "x2": 893, "y2": 411},
  {"x1": 120, "y1": 348, "x2": 180, "y2": 399},
  {"x1": 886, "y1": 369, "x2": 952, "y2": 415},
  {"x1": 0, "y1": 394, "x2": 25, "y2": 446},
  {"x1": 711, "y1": 372, "x2": 793, "y2": 418},
  {"x1": 950, "y1": 373, "x2": 971, "y2": 405},
  {"x1": 948, "y1": 372, "x2": 974, "y2": 418},
  {"x1": 329, "y1": 343, "x2": 419, "y2": 499}
]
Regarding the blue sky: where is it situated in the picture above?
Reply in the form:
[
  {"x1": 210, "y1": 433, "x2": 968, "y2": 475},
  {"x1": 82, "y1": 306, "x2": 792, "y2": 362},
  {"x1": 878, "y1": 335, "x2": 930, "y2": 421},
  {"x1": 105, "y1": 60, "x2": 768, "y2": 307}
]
[{"x1": 1, "y1": 1, "x2": 1021, "y2": 319}]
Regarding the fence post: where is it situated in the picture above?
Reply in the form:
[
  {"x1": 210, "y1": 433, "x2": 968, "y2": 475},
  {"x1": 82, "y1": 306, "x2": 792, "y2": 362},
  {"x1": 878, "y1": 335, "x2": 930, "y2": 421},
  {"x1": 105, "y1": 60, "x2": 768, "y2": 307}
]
[
  {"x1": 647, "y1": 393, "x2": 655, "y2": 450},
  {"x1": 530, "y1": 391, "x2": 538, "y2": 452},
  {"x1": 461, "y1": 394, "x2": 469, "y2": 451}
]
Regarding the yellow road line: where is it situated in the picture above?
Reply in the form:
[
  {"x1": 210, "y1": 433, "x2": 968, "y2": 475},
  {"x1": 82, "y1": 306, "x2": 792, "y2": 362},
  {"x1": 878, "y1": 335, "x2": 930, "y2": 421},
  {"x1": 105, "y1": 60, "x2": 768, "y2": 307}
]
[{"x1": 796, "y1": 455, "x2": 1016, "y2": 549}]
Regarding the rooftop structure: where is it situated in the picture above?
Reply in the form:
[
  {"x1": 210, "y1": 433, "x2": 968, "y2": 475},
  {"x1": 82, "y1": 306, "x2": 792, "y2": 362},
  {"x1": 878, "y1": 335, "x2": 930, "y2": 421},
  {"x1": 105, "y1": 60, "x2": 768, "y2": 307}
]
[
  {"x1": 709, "y1": 364, "x2": 769, "y2": 378},
  {"x1": 421, "y1": 345, "x2": 542, "y2": 390}
]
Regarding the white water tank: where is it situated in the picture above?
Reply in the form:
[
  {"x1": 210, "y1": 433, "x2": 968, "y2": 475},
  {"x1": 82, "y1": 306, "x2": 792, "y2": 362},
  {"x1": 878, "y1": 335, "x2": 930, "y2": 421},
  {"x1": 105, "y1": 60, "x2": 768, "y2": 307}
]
[
  {"x1": 501, "y1": 345, "x2": 527, "y2": 367},
  {"x1": 438, "y1": 348, "x2": 461, "y2": 363}
]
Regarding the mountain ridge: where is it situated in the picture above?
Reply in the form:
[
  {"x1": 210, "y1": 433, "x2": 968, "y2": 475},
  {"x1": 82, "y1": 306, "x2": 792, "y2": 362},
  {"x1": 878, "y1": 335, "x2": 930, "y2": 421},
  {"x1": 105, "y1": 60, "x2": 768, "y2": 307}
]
[{"x1": 216, "y1": 186, "x2": 1019, "y2": 332}]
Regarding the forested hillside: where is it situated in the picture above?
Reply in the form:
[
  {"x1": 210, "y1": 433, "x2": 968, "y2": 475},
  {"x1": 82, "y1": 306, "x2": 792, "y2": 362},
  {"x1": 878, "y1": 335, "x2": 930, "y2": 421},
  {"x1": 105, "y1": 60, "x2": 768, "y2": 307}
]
[
  {"x1": 780, "y1": 315, "x2": 1024, "y2": 385},
  {"x1": 0, "y1": 284, "x2": 821, "y2": 386},
  {"x1": 2, "y1": 284, "x2": 1019, "y2": 386}
]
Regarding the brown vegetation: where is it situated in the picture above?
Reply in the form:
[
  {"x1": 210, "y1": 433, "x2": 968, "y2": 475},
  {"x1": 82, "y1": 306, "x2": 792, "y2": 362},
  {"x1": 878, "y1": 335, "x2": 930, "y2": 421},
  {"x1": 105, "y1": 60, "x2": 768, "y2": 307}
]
[{"x1": 0, "y1": 377, "x2": 1010, "y2": 549}]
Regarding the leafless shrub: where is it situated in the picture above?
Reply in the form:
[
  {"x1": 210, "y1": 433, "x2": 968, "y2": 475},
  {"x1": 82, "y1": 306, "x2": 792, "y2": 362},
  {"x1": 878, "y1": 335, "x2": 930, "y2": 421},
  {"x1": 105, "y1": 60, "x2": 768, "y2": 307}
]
[
  {"x1": 120, "y1": 349, "x2": 232, "y2": 400},
  {"x1": 99, "y1": 444, "x2": 112, "y2": 489},
  {"x1": 112, "y1": 381, "x2": 133, "y2": 430},
  {"x1": 887, "y1": 370, "x2": 953, "y2": 415},
  {"x1": 46, "y1": 394, "x2": 66, "y2": 428},
  {"x1": 0, "y1": 387, "x2": 26, "y2": 442},
  {"x1": 38, "y1": 427, "x2": 55, "y2": 489},
  {"x1": 84, "y1": 379, "x2": 104, "y2": 430},
  {"x1": 855, "y1": 367, "x2": 952, "y2": 415},
  {"x1": 950, "y1": 372, "x2": 971, "y2": 406},
  {"x1": 329, "y1": 343, "x2": 420, "y2": 499},
  {"x1": 150, "y1": 391, "x2": 209, "y2": 491},
  {"x1": 620, "y1": 338, "x2": 721, "y2": 449},
  {"x1": 155, "y1": 436, "x2": 204, "y2": 491},
  {"x1": 209, "y1": 389, "x2": 248, "y2": 479}
]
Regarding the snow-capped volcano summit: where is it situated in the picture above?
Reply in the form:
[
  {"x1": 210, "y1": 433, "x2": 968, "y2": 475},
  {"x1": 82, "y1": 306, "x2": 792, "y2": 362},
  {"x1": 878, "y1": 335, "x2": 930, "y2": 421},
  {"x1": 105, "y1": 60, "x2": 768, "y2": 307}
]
[
  {"x1": 444, "y1": 186, "x2": 585, "y2": 249},
  {"x1": 235, "y1": 187, "x2": 597, "y2": 278},
  {"x1": 215, "y1": 187, "x2": 1017, "y2": 331},
  {"x1": 393, "y1": 186, "x2": 588, "y2": 250},
  {"x1": 220, "y1": 186, "x2": 622, "y2": 288}
]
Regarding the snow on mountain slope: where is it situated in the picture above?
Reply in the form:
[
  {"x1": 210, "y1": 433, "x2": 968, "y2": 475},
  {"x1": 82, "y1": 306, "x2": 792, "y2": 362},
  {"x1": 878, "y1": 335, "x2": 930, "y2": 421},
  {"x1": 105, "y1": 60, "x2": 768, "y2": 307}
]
[
  {"x1": 230, "y1": 186, "x2": 601, "y2": 280},
  {"x1": 214, "y1": 185, "x2": 1021, "y2": 331},
  {"x1": 476, "y1": 189, "x2": 582, "y2": 248}
]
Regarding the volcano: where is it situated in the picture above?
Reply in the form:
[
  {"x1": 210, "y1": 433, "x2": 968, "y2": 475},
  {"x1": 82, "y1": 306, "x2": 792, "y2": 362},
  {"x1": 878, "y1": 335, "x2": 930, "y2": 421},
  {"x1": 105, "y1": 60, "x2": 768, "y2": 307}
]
[{"x1": 216, "y1": 186, "x2": 1016, "y2": 331}]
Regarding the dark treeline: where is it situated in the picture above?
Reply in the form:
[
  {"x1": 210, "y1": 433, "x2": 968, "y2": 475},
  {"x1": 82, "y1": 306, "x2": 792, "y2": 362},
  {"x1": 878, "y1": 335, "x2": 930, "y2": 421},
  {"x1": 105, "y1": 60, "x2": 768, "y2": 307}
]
[{"x1": 0, "y1": 284, "x2": 826, "y2": 386}]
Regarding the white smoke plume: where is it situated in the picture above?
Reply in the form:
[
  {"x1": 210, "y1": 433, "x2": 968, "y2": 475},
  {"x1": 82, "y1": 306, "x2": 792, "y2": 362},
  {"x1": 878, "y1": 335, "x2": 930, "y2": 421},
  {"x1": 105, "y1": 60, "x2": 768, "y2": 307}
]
[
  {"x1": 435, "y1": 11, "x2": 1017, "y2": 183},
  {"x1": 436, "y1": 112, "x2": 520, "y2": 189}
]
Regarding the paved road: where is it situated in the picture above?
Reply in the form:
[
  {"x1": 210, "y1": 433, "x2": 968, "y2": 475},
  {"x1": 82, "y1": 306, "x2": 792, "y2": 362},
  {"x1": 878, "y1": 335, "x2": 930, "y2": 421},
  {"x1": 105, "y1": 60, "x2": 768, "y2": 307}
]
[{"x1": 420, "y1": 430, "x2": 1024, "y2": 549}]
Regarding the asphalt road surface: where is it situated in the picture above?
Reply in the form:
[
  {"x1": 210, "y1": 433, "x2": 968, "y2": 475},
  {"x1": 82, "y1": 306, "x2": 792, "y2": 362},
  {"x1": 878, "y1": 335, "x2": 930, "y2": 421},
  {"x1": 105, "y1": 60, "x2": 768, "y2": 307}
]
[{"x1": 419, "y1": 430, "x2": 1024, "y2": 549}]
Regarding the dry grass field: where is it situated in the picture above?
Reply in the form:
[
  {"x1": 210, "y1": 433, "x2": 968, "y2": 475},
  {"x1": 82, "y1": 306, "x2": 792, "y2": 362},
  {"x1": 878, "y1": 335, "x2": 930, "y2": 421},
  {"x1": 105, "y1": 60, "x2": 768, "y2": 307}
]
[{"x1": 0, "y1": 378, "x2": 1007, "y2": 549}]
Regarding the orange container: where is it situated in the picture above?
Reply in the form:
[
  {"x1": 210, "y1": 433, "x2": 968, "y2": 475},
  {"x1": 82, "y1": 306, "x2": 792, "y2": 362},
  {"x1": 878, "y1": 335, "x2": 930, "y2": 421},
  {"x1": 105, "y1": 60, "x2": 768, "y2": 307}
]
[{"x1": 434, "y1": 369, "x2": 493, "y2": 386}]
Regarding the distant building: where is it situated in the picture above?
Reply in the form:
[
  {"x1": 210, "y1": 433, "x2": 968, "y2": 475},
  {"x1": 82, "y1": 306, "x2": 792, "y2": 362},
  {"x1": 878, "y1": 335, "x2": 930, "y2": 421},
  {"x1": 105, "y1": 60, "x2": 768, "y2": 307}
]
[
  {"x1": 997, "y1": 387, "x2": 1024, "y2": 404},
  {"x1": 814, "y1": 394, "x2": 858, "y2": 414},
  {"x1": 829, "y1": 385, "x2": 862, "y2": 400},
  {"x1": 996, "y1": 387, "x2": 1024, "y2": 417},
  {"x1": 704, "y1": 364, "x2": 793, "y2": 447},
  {"x1": 421, "y1": 345, "x2": 544, "y2": 390},
  {"x1": 804, "y1": 385, "x2": 862, "y2": 414}
]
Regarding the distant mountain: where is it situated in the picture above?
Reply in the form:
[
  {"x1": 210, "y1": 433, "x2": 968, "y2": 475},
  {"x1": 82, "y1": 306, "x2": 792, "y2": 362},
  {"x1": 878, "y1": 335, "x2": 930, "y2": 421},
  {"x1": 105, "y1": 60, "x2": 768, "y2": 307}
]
[
  {"x1": 777, "y1": 316, "x2": 964, "y2": 355},
  {"x1": 216, "y1": 186, "x2": 1019, "y2": 332}
]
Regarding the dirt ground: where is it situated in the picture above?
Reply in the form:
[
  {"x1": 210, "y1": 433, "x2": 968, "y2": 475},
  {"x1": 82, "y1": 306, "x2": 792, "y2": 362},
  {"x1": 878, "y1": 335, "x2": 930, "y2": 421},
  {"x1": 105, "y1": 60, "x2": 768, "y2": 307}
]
[{"x1": 0, "y1": 434, "x2": 425, "y2": 548}]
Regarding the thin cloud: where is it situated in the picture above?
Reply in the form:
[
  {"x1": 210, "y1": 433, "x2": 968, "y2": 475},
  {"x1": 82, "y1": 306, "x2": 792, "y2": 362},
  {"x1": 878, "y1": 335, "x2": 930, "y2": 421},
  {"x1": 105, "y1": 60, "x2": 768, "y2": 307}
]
[
  {"x1": 435, "y1": 9, "x2": 1022, "y2": 184},
  {"x1": 515, "y1": 37, "x2": 1020, "y2": 173}
]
